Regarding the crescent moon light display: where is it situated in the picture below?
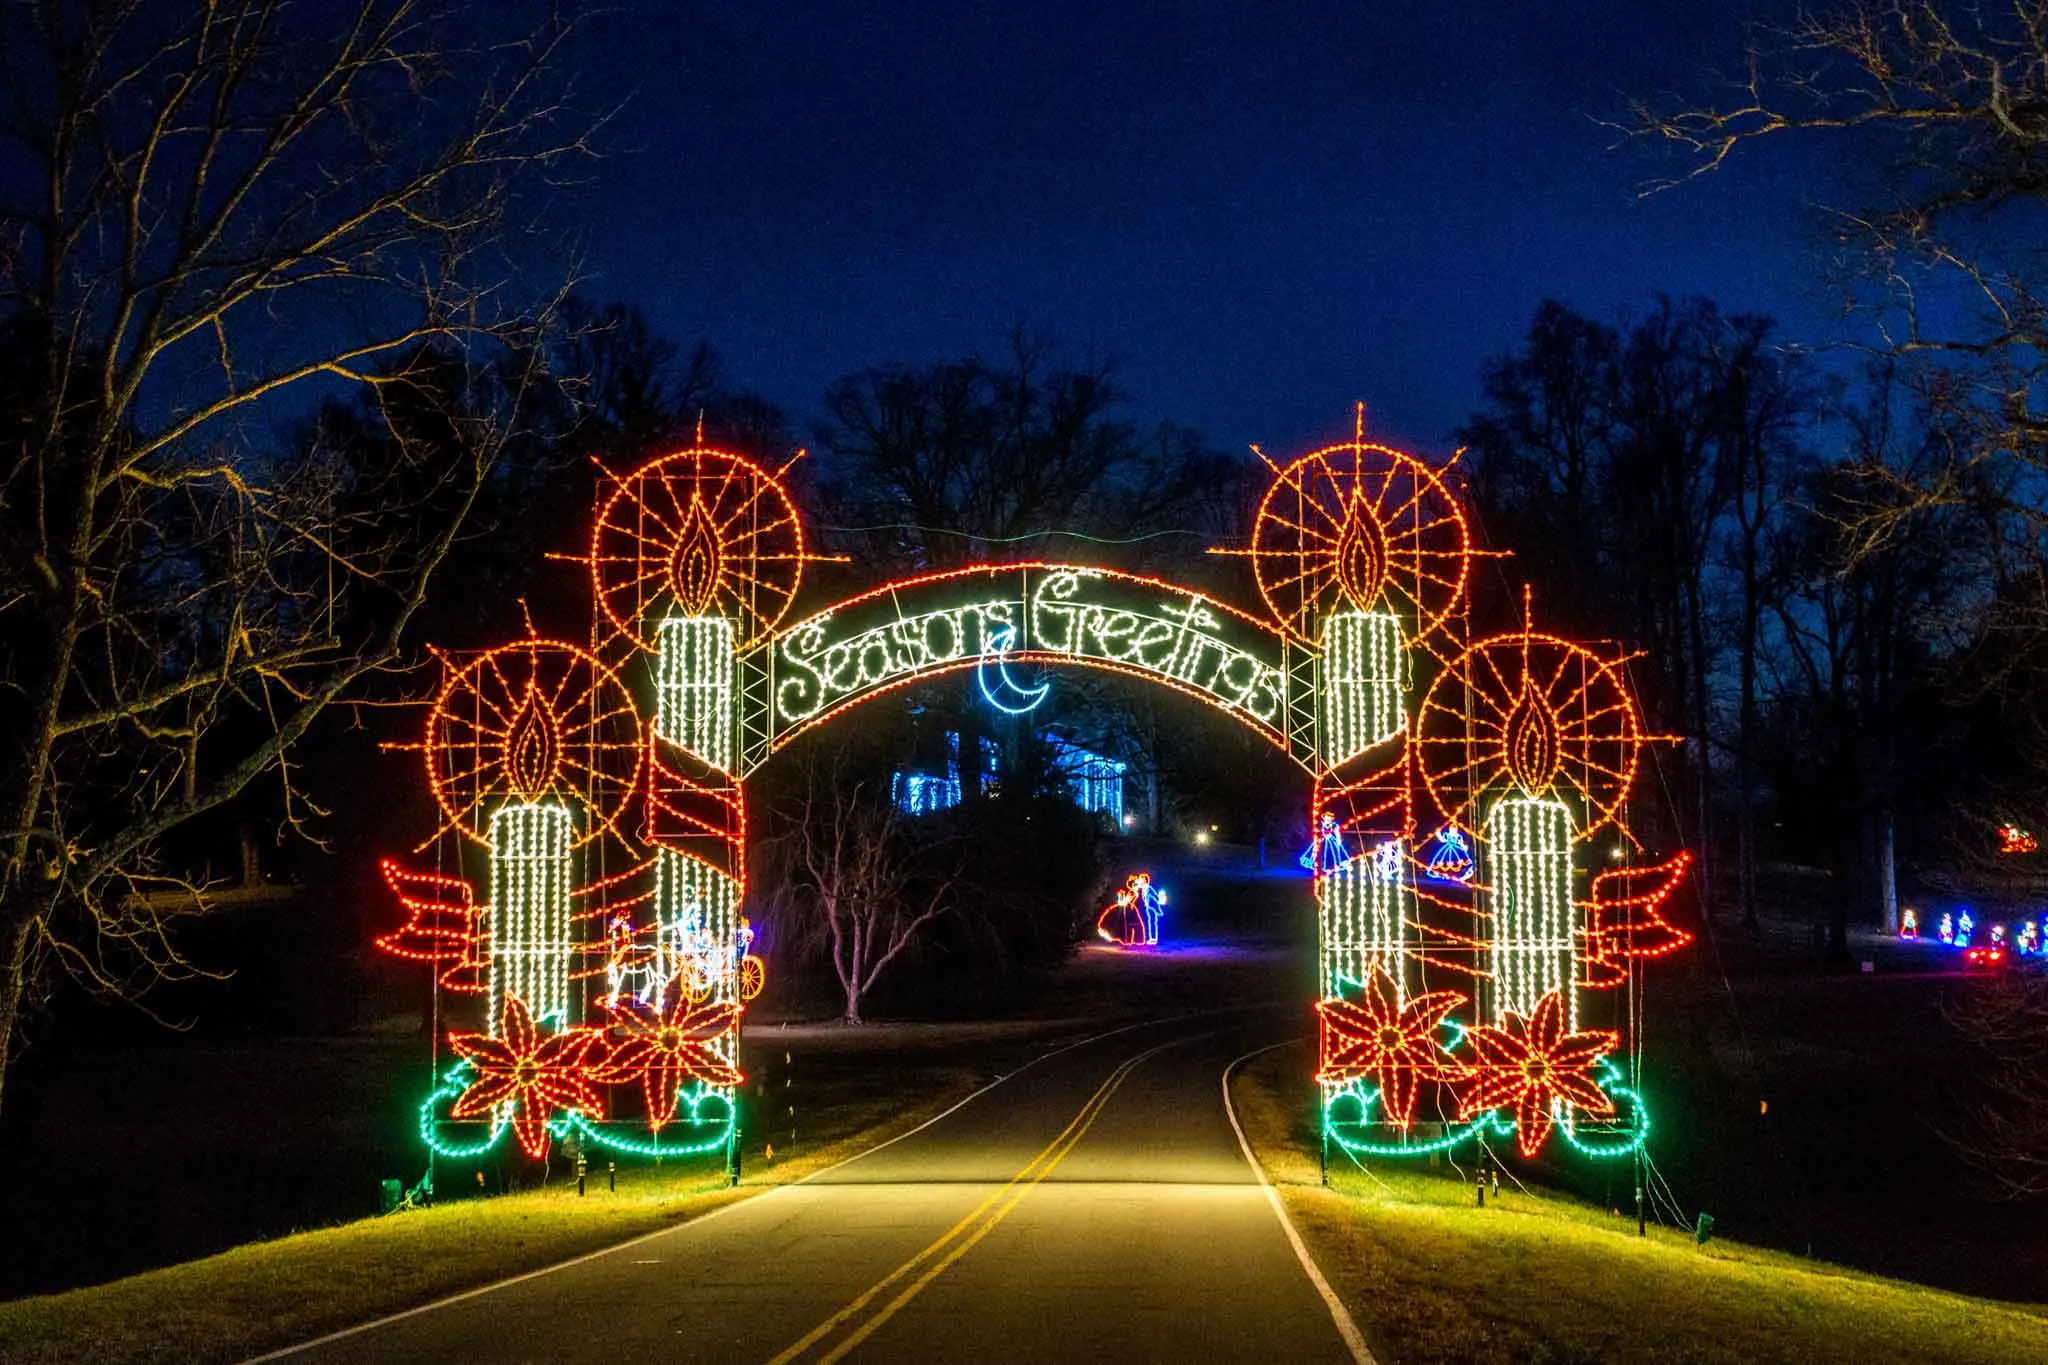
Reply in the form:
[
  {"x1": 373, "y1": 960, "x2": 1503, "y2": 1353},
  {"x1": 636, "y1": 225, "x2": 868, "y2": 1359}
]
[{"x1": 977, "y1": 623, "x2": 1051, "y2": 715}]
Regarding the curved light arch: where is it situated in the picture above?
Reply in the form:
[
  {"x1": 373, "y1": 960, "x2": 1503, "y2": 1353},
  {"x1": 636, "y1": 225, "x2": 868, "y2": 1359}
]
[{"x1": 736, "y1": 562, "x2": 1322, "y2": 777}]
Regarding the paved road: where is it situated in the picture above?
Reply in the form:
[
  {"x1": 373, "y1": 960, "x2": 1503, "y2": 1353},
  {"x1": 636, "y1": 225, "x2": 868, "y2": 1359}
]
[{"x1": 272, "y1": 1011, "x2": 1365, "y2": 1364}]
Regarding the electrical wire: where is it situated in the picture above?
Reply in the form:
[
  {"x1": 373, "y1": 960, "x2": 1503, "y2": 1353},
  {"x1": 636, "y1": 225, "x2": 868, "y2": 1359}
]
[
  {"x1": 1332, "y1": 1138, "x2": 1398, "y2": 1196},
  {"x1": 1640, "y1": 729, "x2": 1819, "y2": 1251},
  {"x1": 1490, "y1": 1147, "x2": 1538, "y2": 1198},
  {"x1": 1640, "y1": 1154, "x2": 1686, "y2": 1227},
  {"x1": 1646, "y1": 1156, "x2": 1691, "y2": 1227}
]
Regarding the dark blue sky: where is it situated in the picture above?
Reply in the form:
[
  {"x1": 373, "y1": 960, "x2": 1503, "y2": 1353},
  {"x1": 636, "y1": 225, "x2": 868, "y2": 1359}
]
[{"x1": 571, "y1": 2, "x2": 1829, "y2": 455}]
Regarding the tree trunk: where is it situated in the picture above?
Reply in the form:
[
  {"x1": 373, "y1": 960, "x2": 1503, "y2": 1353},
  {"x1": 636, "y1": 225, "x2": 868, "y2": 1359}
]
[
  {"x1": 1686, "y1": 576, "x2": 1717, "y2": 932},
  {"x1": 1735, "y1": 773, "x2": 1757, "y2": 931},
  {"x1": 0, "y1": 912, "x2": 36, "y2": 1119},
  {"x1": 840, "y1": 908, "x2": 867, "y2": 1024},
  {"x1": 1737, "y1": 544, "x2": 1762, "y2": 930},
  {"x1": 1830, "y1": 819, "x2": 1855, "y2": 962},
  {"x1": 1145, "y1": 700, "x2": 1161, "y2": 829},
  {"x1": 959, "y1": 676, "x2": 989, "y2": 810},
  {"x1": 1875, "y1": 810, "x2": 1897, "y2": 935}
]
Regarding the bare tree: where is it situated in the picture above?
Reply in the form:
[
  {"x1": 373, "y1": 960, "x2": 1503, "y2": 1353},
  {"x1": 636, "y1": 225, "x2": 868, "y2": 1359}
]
[
  {"x1": 1944, "y1": 971, "x2": 2048, "y2": 1201},
  {"x1": 555, "y1": 299, "x2": 726, "y2": 463},
  {"x1": 1631, "y1": 8, "x2": 2048, "y2": 943},
  {"x1": 1631, "y1": 0, "x2": 2048, "y2": 542},
  {"x1": 777, "y1": 752, "x2": 959, "y2": 1025},
  {"x1": 815, "y1": 333, "x2": 1253, "y2": 810},
  {"x1": 1762, "y1": 374, "x2": 1999, "y2": 953},
  {"x1": 1460, "y1": 298, "x2": 1805, "y2": 887},
  {"x1": 0, "y1": 0, "x2": 590, "y2": 1111},
  {"x1": 817, "y1": 331, "x2": 1142, "y2": 573},
  {"x1": 1717, "y1": 321, "x2": 1817, "y2": 930}
]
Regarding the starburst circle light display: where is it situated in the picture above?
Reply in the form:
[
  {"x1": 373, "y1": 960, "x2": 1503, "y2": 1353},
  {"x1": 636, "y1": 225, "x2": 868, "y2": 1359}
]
[
  {"x1": 426, "y1": 639, "x2": 642, "y2": 849},
  {"x1": 592, "y1": 446, "x2": 808, "y2": 652},
  {"x1": 1246, "y1": 430, "x2": 1469, "y2": 645},
  {"x1": 1417, "y1": 628, "x2": 1643, "y2": 842}
]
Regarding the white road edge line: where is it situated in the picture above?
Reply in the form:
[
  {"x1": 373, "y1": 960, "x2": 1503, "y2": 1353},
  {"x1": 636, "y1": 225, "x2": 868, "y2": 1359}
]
[
  {"x1": 246, "y1": 1009, "x2": 1235, "y2": 1362},
  {"x1": 1222, "y1": 1042, "x2": 1379, "y2": 1365}
]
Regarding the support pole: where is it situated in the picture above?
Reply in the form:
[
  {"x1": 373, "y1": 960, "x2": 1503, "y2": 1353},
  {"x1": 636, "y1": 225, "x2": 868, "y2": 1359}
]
[{"x1": 1636, "y1": 1147, "x2": 1647, "y2": 1237}]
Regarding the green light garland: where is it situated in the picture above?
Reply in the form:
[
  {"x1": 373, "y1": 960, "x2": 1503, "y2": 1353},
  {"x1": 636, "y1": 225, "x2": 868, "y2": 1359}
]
[
  {"x1": 549, "y1": 1085, "x2": 736, "y2": 1158},
  {"x1": 1553, "y1": 1063, "x2": 1650, "y2": 1159},
  {"x1": 418, "y1": 1061, "x2": 508, "y2": 1158},
  {"x1": 1320, "y1": 1061, "x2": 1650, "y2": 1161},
  {"x1": 415, "y1": 1070, "x2": 736, "y2": 1161},
  {"x1": 1325, "y1": 1105, "x2": 1515, "y2": 1158}
]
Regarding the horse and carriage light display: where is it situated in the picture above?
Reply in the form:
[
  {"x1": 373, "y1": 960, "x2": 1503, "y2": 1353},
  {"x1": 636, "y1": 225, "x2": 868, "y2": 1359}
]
[{"x1": 375, "y1": 406, "x2": 1692, "y2": 1166}]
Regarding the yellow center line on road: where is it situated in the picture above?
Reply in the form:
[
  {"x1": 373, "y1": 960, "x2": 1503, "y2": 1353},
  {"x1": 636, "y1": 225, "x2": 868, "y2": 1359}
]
[{"x1": 763, "y1": 1032, "x2": 1200, "y2": 1365}]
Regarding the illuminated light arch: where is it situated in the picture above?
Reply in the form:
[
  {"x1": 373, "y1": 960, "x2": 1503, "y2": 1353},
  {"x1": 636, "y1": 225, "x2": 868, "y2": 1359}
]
[
  {"x1": 746, "y1": 562, "x2": 1318, "y2": 776},
  {"x1": 370, "y1": 418, "x2": 1694, "y2": 1173}
]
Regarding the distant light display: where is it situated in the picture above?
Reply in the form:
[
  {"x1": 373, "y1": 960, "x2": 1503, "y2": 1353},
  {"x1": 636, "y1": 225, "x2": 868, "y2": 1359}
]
[
  {"x1": 889, "y1": 730, "x2": 1126, "y2": 823},
  {"x1": 890, "y1": 732, "x2": 999, "y2": 816},
  {"x1": 1097, "y1": 871, "x2": 1166, "y2": 947},
  {"x1": 1299, "y1": 812, "x2": 1351, "y2": 873},
  {"x1": 1913, "y1": 907, "x2": 2039, "y2": 966},
  {"x1": 372, "y1": 409, "x2": 1691, "y2": 1173},
  {"x1": 1046, "y1": 734, "x2": 1128, "y2": 823}
]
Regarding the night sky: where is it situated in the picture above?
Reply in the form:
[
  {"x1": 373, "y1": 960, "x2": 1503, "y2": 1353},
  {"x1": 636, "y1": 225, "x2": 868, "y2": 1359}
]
[{"x1": 572, "y1": 2, "x2": 1833, "y2": 454}]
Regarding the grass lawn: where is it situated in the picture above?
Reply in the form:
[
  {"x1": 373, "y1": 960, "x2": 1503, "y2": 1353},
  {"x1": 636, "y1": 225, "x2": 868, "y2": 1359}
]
[
  {"x1": 0, "y1": 1061, "x2": 982, "y2": 1365},
  {"x1": 1230, "y1": 1042, "x2": 2048, "y2": 1365}
]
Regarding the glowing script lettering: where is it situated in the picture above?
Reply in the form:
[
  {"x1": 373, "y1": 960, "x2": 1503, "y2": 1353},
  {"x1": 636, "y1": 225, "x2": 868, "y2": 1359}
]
[{"x1": 767, "y1": 566, "x2": 1290, "y2": 746}]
